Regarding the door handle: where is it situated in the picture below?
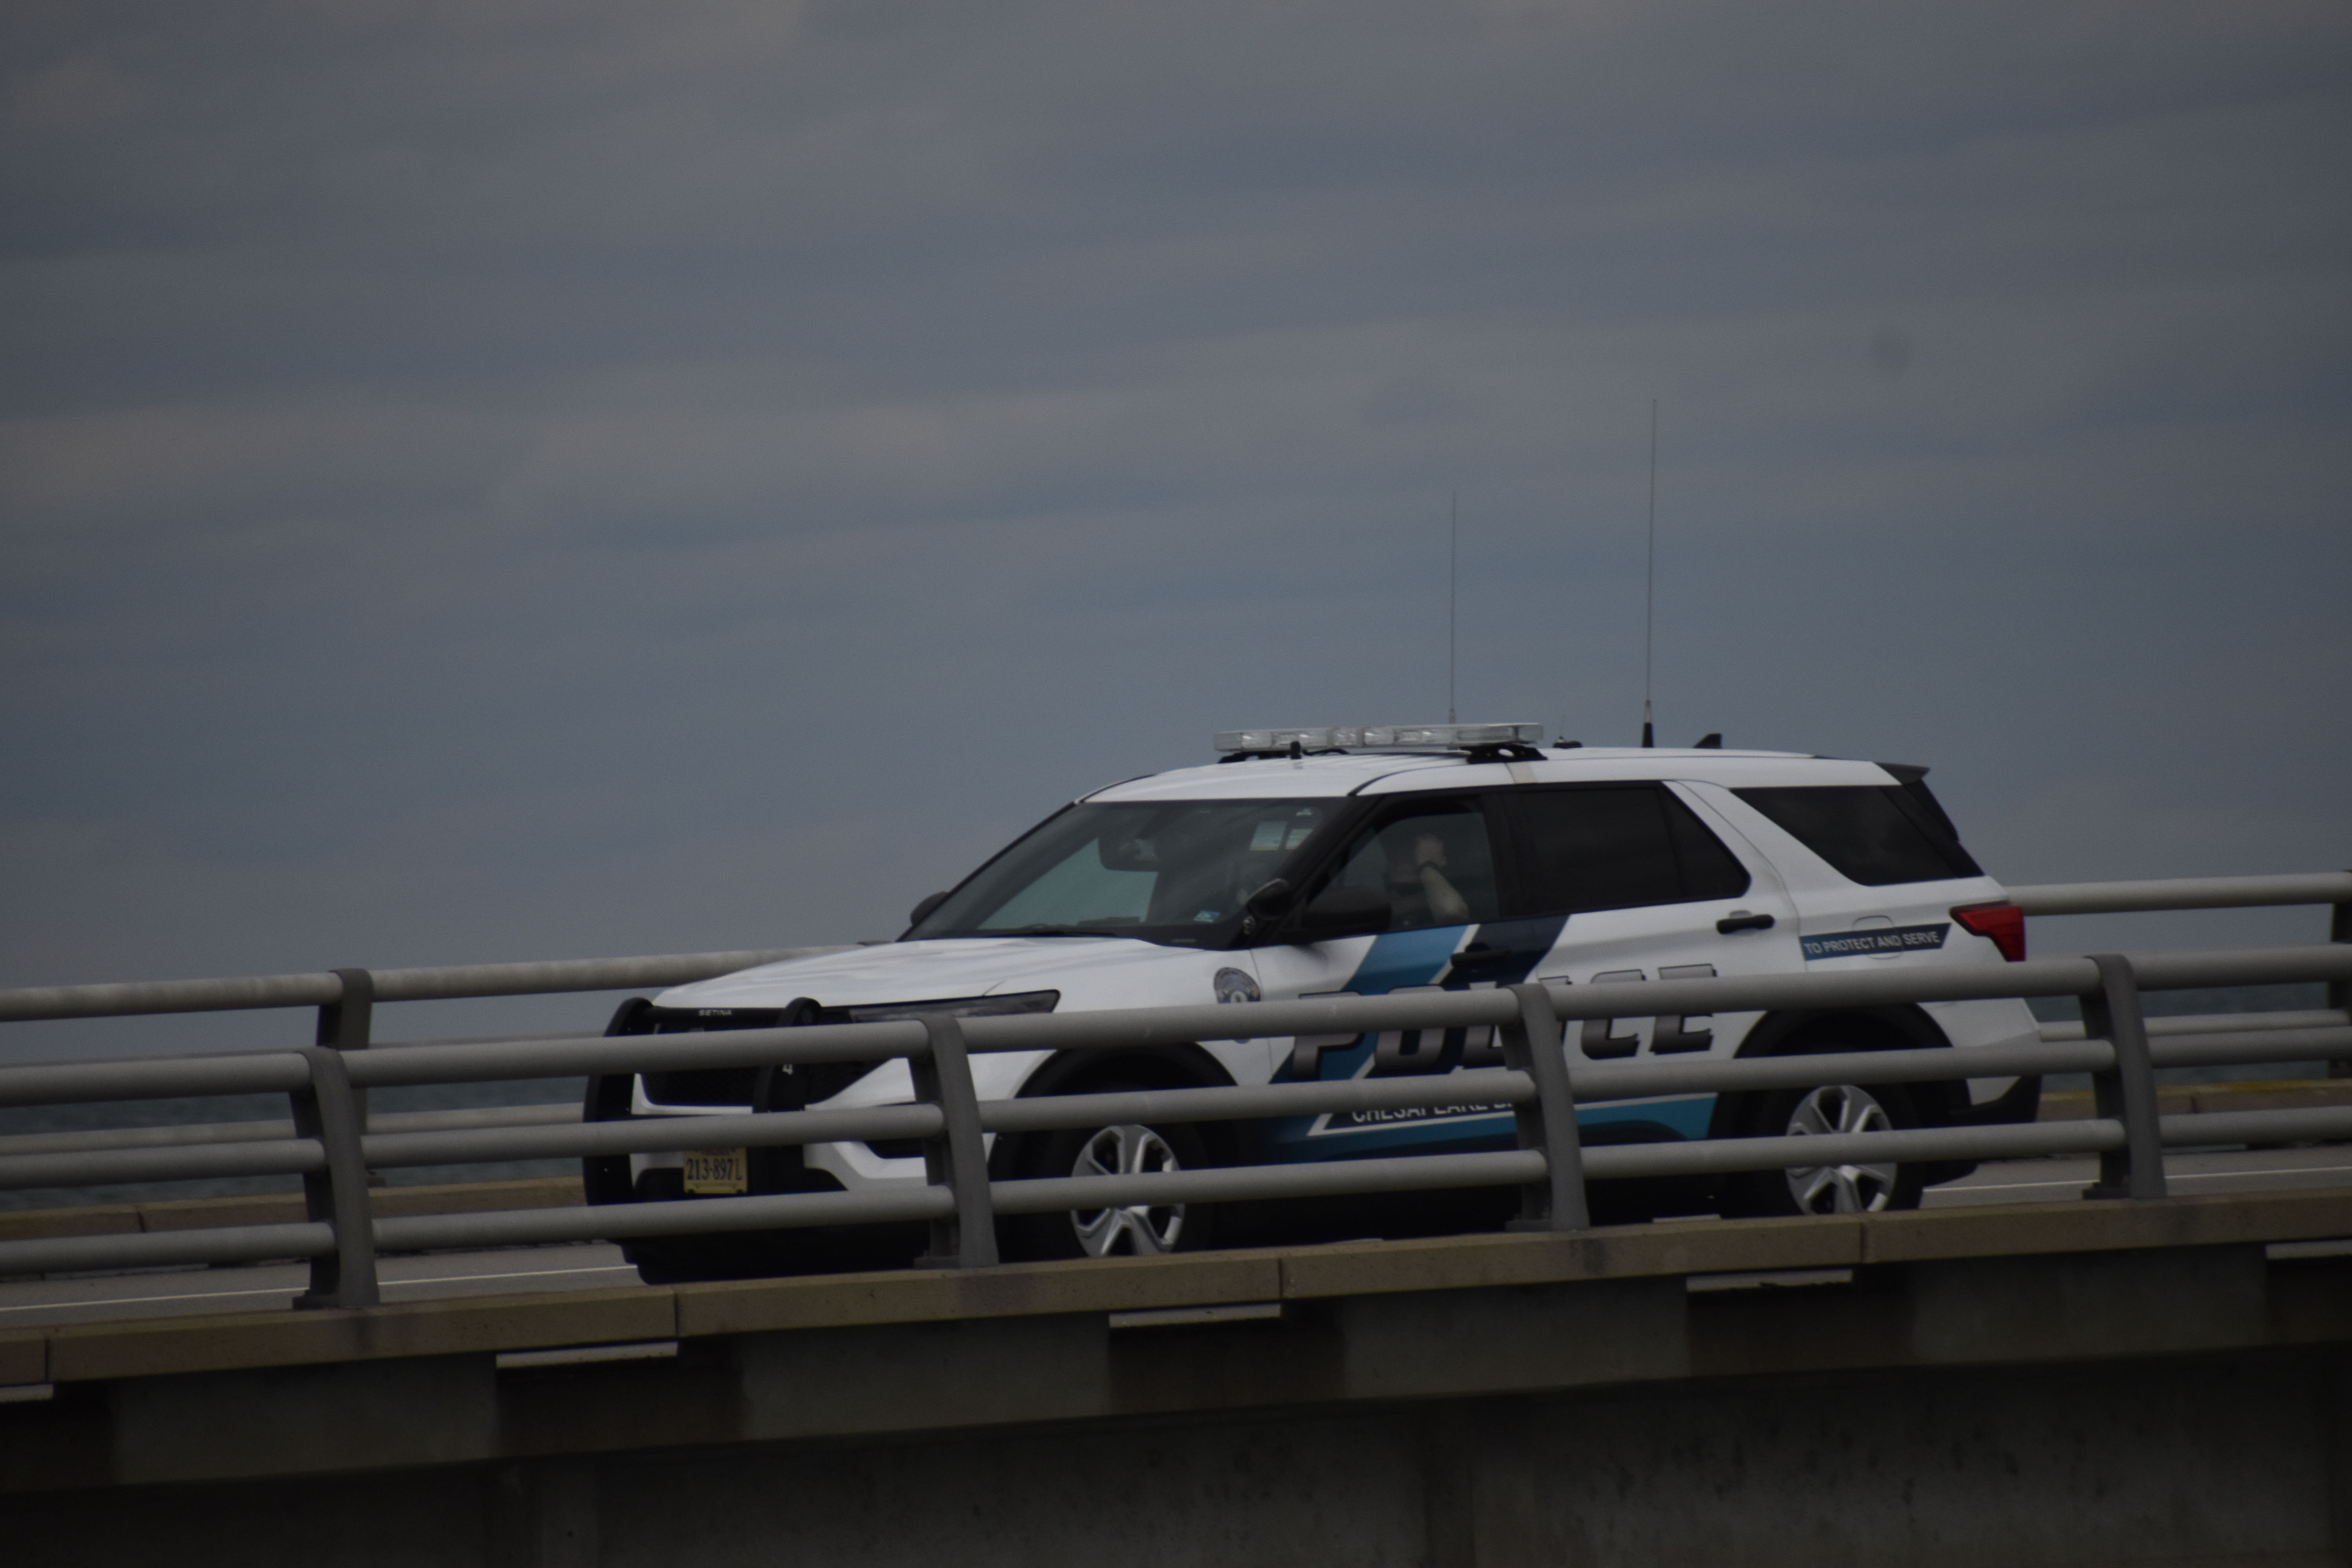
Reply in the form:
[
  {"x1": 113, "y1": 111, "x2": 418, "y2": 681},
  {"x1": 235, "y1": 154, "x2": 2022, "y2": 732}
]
[{"x1": 1716, "y1": 912, "x2": 1775, "y2": 934}]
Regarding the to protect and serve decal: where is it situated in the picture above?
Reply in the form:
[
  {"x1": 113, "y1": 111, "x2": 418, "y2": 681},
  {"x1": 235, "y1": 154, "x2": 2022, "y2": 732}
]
[{"x1": 1798, "y1": 922, "x2": 1950, "y2": 960}]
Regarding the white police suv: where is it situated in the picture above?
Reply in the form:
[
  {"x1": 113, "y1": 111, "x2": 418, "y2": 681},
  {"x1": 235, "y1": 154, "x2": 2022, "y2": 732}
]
[{"x1": 584, "y1": 724, "x2": 2041, "y2": 1278}]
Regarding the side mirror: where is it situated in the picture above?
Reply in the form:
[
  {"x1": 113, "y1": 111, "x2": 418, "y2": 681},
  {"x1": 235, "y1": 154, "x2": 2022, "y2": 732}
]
[
  {"x1": 1289, "y1": 887, "x2": 1391, "y2": 942},
  {"x1": 907, "y1": 891, "x2": 950, "y2": 927},
  {"x1": 1243, "y1": 878, "x2": 1295, "y2": 920},
  {"x1": 1237, "y1": 878, "x2": 1296, "y2": 940}
]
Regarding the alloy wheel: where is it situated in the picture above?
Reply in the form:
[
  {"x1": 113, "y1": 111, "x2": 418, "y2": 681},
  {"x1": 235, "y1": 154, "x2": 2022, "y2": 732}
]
[
  {"x1": 1781, "y1": 1083, "x2": 1899, "y2": 1214},
  {"x1": 1068, "y1": 1123, "x2": 1187, "y2": 1255}
]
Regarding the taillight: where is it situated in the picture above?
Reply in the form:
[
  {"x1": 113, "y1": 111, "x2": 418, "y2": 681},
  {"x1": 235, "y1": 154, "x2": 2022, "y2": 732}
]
[{"x1": 1951, "y1": 900, "x2": 2026, "y2": 962}]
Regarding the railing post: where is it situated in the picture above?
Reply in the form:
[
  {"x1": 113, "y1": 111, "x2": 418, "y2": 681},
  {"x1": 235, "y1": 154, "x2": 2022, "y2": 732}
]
[
  {"x1": 2082, "y1": 953, "x2": 2166, "y2": 1200},
  {"x1": 911, "y1": 1013, "x2": 999, "y2": 1268},
  {"x1": 1502, "y1": 983, "x2": 1589, "y2": 1231},
  {"x1": 2329, "y1": 887, "x2": 2348, "y2": 1080},
  {"x1": 318, "y1": 968, "x2": 380, "y2": 1182},
  {"x1": 316, "y1": 966, "x2": 376, "y2": 1052},
  {"x1": 290, "y1": 1045, "x2": 381, "y2": 1308}
]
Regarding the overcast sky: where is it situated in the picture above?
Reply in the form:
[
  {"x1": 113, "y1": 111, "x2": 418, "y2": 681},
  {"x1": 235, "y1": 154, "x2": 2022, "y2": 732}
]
[{"x1": 4, "y1": 1, "x2": 2347, "y2": 1060}]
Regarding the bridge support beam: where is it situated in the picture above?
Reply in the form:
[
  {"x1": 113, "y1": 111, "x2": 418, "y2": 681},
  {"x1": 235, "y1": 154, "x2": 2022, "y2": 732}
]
[{"x1": 5, "y1": 1338, "x2": 2347, "y2": 1566}]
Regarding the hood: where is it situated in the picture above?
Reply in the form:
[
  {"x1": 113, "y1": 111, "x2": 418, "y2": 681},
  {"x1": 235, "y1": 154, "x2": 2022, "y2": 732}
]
[{"x1": 654, "y1": 935, "x2": 1231, "y2": 1014}]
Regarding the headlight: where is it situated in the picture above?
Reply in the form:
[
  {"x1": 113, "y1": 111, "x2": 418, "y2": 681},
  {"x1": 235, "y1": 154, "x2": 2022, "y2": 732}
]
[{"x1": 838, "y1": 990, "x2": 1060, "y2": 1024}]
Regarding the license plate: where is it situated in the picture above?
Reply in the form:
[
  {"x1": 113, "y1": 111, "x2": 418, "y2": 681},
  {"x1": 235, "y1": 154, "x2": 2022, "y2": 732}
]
[{"x1": 682, "y1": 1148, "x2": 748, "y2": 1195}]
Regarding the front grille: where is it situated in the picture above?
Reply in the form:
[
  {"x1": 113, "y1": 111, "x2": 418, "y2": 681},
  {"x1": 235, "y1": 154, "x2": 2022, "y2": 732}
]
[
  {"x1": 643, "y1": 1067, "x2": 760, "y2": 1107},
  {"x1": 797, "y1": 1060, "x2": 875, "y2": 1105},
  {"x1": 863, "y1": 1131, "x2": 928, "y2": 1160},
  {"x1": 612, "y1": 1001, "x2": 787, "y2": 1108},
  {"x1": 637, "y1": 1061, "x2": 871, "y2": 1109},
  {"x1": 617, "y1": 1004, "x2": 784, "y2": 1034},
  {"x1": 608, "y1": 991, "x2": 1057, "y2": 1111}
]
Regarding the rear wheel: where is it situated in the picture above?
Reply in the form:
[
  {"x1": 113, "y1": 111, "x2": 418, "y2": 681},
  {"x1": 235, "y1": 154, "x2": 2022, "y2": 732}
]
[{"x1": 1721, "y1": 1076, "x2": 1926, "y2": 1217}]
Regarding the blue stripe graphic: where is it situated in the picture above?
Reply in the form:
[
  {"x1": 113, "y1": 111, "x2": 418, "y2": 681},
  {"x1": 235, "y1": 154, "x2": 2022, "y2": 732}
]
[{"x1": 1267, "y1": 916, "x2": 1595, "y2": 1161}]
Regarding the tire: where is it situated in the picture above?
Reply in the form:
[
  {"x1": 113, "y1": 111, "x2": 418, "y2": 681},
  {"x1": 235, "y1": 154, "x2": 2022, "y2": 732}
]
[
  {"x1": 1002, "y1": 1091, "x2": 1216, "y2": 1261},
  {"x1": 583, "y1": 996, "x2": 655, "y2": 1210},
  {"x1": 1720, "y1": 1076, "x2": 1926, "y2": 1217}
]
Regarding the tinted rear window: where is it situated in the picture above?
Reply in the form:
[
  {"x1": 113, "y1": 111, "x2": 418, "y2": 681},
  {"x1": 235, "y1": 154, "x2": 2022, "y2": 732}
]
[
  {"x1": 1511, "y1": 786, "x2": 1751, "y2": 913},
  {"x1": 1733, "y1": 786, "x2": 1982, "y2": 886}
]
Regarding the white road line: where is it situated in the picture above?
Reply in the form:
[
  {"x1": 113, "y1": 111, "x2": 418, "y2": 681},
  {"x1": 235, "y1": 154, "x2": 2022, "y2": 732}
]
[
  {"x1": 0, "y1": 1261, "x2": 639, "y2": 1315},
  {"x1": 1951, "y1": 1162, "x2": 2352, "y2": 1195},
  {"x1": 383, "y1": 1262, "x2": 641, "y2": 1289},
  {"x1": 0, "y1": 1283, "x2": 300, "y2": 1314}
]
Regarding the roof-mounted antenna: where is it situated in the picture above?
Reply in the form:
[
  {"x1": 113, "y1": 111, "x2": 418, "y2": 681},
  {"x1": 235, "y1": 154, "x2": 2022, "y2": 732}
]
[
  {"x1": 1641, "y1": 399, "x2": 1657, "y2": 748},
  {"x1": 1447, "y1": 492, "x2": 1458, "y2": 724}
]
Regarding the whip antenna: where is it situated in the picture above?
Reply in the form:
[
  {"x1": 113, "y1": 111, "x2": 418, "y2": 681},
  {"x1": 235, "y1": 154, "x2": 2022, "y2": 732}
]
[
  {"x1": 1642, "y1": 399, "x2": 1657, "y2": 748},
  {"x1": 1448, "y1": 491, "x2": 1458, "y2": 724}
]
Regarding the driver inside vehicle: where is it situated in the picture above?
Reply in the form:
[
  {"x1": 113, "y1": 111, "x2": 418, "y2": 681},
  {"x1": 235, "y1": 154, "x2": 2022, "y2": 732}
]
[
  {"x1": 1329, "y1": 808, "x2": 1496, "y2": 930},
  {"x1": 1385, "y1": 831, "x2": 1471, "y2": 927}
]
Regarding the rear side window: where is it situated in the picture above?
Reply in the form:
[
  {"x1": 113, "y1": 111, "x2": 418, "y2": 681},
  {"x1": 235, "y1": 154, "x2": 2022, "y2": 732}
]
[
  {"x1": 1508, "y1": 786, "x2": 1751, "y2": 914},
  {"x1": 1733, "y1": 786, "x2": 1982, "y2": 886}
]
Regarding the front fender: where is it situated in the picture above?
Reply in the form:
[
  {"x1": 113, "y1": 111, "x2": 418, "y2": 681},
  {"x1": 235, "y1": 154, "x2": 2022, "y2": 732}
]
[{"x1": 987, "y1": 1042, "x2": 1244, "y2": 1177}]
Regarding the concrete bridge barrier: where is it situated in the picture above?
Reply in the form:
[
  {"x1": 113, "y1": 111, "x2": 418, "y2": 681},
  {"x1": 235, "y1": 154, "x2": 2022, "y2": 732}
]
[{"x1": 2, "y1": 1187, "x2": 2347, "y2": 1566}]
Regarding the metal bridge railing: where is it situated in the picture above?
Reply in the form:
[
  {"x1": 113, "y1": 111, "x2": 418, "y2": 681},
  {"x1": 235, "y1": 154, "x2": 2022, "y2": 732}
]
[
  {"x1": 0, "y1": 946, "x2": 853, "y2": 1024},
  {"x1": 0, "y1": 873, "x2": 2346, "y2": 1307}
]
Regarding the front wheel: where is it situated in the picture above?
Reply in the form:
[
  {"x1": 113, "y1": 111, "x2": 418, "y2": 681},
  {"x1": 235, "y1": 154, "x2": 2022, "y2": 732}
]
[
  {"x1": 1721, "y1": 1078, "x2": 1925, "y2": 1216},
  {"x1": 1003, "y1": 1105, "x2": 1214, "y2": 1260}
]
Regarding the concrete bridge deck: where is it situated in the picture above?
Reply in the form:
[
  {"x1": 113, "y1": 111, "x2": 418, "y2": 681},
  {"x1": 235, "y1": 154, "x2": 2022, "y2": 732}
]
[{"x1": 3, "y1": 1185, "x2": 2347, "y2": 1566}]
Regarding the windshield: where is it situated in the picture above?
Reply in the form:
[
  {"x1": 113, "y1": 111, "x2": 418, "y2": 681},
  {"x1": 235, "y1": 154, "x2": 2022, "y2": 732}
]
[{"x1": 906, "y1": 800, "x2": 1339, "y2": 946}]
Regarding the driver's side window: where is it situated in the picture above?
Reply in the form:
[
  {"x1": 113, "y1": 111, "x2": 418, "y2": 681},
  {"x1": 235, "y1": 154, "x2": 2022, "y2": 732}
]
[{"x1": 1331, "y1": 799, "x2": 1499, "y2": 931}]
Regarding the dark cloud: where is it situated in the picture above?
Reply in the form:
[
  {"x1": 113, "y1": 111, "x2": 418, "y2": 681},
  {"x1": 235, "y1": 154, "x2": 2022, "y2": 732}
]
[{"x1": 2, "y1": 0, "x2": 2347, "y2": 1061}]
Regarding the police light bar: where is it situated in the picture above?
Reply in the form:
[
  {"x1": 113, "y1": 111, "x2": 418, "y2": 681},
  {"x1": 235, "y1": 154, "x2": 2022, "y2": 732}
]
[{"x1": 1213, "y1": 723, "x2": 1546, "y2": 753}]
